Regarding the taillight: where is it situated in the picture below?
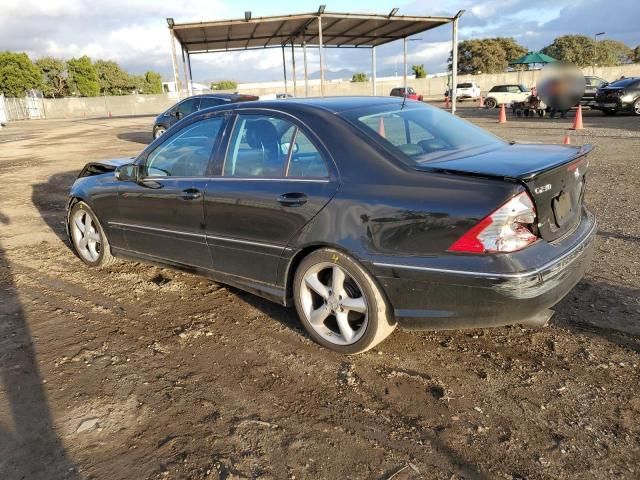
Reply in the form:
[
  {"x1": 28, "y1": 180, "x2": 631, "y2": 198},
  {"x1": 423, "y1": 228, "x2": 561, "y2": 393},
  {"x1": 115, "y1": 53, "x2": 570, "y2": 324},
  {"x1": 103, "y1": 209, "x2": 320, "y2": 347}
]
[{"x1": 448, "y1": 191, "x2": 538, "y2": 254}]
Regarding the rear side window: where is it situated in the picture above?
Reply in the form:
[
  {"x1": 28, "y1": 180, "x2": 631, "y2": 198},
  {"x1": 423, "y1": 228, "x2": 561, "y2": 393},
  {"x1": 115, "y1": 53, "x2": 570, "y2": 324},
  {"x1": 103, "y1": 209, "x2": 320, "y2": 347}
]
[
  {"x1": 200, "y1": 97, "x2": 226, "y2": 109},
  {"x1": 223, "y1": 114, "x2": 328, "y2": 178},
  {"x1": 144, "y1": 117, "x2": 223, "y2": 177},
  {"x1": 346, "y1": 103, "x2": 504, "y2": 165}
]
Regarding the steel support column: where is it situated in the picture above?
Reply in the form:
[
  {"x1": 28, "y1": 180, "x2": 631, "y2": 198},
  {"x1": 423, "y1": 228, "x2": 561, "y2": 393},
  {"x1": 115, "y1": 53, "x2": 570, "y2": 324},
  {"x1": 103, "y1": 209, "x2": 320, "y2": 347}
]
[
  {"x1": 403, "y1": 37, "x2": 408, "y2": 94},
  {"x1": 451, "y1": 12, "x2": 464, "y2": 115},
  {"x1": 180, "y1": 46, "x2": 190, "y2": 96},
  {"x1": 372, "y1": 46, "x2": 377, "y2": 96},
  {"x1": 186, "y1": 52, "x2": 193, "y2": 94},
  {"x1": 169, "y1": 28, "x2": 182, "y2": 97},
  {"x1": 303, "y1": 41, "x2": 309, "y2": 97},
  {"x1": 291, "y1": 41, "x2": 297, "y2": 97},
  {"x1": 318, "y1": 15, "x2": 325, "y2": 96},
  {"x1": 281, "y1": 45, "x2": 288, "y2": 95}
]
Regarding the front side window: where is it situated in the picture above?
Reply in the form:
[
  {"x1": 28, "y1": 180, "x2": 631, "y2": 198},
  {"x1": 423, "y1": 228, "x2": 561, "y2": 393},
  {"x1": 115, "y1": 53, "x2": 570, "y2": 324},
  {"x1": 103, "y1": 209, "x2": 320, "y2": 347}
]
[
  {"x1": 224, "y1": 114, "x2": 328, "y2": 178},
  {"x1": 144, "y1": 117, "x2": 224, "y2": 177},
  {"x1": 347, "y1": 103, "x2": 505, "y2": 165}
]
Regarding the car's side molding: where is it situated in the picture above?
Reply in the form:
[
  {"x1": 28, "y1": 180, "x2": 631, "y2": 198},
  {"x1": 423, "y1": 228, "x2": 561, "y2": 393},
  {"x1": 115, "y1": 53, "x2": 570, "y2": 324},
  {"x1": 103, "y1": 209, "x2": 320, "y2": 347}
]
[{"x1": 108, "y1": 221, "x2": 289, "y2": 251}]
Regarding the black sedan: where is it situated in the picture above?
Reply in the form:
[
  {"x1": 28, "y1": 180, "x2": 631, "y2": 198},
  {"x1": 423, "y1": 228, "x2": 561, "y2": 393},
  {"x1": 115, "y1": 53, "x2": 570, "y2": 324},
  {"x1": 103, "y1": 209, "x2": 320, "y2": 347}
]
[
  {"x1": 152, "y1": 93, "x2": 258, "y2": 139},
  {"x1": 67, "y1": 97, "x2": 596, "y2": 354}
]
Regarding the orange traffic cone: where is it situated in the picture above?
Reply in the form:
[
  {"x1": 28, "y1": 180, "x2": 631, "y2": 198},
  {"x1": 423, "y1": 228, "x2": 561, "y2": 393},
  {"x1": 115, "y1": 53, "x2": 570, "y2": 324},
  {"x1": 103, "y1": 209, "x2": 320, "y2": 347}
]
[
  {"x1": 571, "y1": 105, "x2": 583, "y2": 130},
  {"x1": 477, "y1": 95, "x2": 484, "y2": 107},
  {"x1": 563, "y1": 134, "x2": 571, "y2": 145},
  {"x1": 377, "y1": 116, "x2": 386, "y2": 138},
  {"x1": 108, "y1": 111, "x2": 112, "y2": 118},
  {"x1": 498, "y1": 104, "x2": 507, "y2": 124},
  {"x1": 444, "y1": 95, "x2": 450, "y2": 109}
]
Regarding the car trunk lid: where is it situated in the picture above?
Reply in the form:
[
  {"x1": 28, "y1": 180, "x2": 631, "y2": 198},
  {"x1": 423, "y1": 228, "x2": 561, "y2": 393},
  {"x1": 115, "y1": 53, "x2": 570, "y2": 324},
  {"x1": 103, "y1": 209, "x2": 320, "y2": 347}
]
[{"x1": 415, "y1": 143, "x2": 592, "y2": 242}]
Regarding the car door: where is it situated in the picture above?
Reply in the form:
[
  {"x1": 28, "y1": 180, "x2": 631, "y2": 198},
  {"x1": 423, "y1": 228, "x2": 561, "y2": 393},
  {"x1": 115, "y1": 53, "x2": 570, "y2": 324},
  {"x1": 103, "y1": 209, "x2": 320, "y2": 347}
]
[
  {"x1": 113, "y1": 114, "x2": 227, "y2": 268},
  {"x1": 203, "y1": 111, "x2": 339, "y2": 286}
]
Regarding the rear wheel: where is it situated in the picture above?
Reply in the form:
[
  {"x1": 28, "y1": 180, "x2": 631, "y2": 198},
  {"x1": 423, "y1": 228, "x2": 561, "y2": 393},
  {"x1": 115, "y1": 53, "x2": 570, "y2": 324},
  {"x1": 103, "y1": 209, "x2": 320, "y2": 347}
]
[
  {"x1": 69, "y1": 201, "x2": 116, "y2": 268},
  {"x1": 293, "y1": 249, "x2": 396, "y2": 354},
  {"x1": 484, "y1": 97, "x2": 497, "y2": 109}
]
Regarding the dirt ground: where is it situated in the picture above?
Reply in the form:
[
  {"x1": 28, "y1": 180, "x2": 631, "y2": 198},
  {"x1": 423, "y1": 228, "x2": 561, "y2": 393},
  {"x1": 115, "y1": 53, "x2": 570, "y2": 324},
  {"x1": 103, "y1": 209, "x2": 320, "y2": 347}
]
[{"x1": 0, "y1": 105, "x2": 639, "y2": 480}]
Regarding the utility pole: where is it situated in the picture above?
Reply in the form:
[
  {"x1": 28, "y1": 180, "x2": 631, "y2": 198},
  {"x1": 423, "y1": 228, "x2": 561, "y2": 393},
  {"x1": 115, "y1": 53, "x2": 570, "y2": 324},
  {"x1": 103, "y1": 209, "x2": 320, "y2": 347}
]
[{"x1": 593, "y1": 32, "x2": 606, "y2": 74}]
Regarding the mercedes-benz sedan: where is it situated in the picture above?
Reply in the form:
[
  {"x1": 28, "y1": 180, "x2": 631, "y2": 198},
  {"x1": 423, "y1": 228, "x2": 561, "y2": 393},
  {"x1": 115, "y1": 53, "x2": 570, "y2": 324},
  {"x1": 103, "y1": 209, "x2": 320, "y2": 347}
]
[{"x1": 67, "y1": 97, "x2": 596, "y2": 354}]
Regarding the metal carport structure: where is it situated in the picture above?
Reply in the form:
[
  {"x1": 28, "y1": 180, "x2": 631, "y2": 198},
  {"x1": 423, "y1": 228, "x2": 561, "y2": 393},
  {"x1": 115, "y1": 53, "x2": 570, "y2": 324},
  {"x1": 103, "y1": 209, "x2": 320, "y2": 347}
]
[{"x1": 166, "y1": 8, "x2": 465, "y2": 113}]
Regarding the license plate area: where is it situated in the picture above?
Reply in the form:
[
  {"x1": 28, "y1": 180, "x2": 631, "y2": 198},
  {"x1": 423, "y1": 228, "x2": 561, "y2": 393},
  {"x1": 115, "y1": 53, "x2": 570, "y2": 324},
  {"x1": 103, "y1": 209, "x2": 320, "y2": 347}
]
[{"x1": 552, "y1": 191, "x2": 573, "y2": 227}]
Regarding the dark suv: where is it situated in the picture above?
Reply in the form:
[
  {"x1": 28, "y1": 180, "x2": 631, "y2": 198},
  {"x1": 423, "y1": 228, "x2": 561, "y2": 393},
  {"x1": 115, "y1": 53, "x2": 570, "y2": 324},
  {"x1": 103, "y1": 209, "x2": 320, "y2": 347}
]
[
  {"x1": 581, "y1": 76, "x2": 608, "y2": 107},
  {"x1": 153, "y1": 93, "x2": 258, "y2": 139},
  {"x1": 594, "y1": 77, "x2": 640, "y2": 116}
]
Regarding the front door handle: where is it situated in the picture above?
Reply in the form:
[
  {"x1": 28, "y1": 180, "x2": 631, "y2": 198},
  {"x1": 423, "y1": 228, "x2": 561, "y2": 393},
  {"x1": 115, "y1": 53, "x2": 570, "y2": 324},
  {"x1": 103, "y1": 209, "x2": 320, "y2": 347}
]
[
  {"x1": 277, "y1": 192, "x2": 308, "y2": 207},
  {"x1": 181, "y1": 188, "x2": 201, "y2": 200}
]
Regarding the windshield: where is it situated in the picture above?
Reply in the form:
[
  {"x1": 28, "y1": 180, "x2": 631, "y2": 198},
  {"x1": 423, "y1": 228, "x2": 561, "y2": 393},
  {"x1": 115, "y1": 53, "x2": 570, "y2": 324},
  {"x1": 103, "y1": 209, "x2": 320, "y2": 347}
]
[{"x1": 345, "y1": 103, "x2": 505, "y2": 165}]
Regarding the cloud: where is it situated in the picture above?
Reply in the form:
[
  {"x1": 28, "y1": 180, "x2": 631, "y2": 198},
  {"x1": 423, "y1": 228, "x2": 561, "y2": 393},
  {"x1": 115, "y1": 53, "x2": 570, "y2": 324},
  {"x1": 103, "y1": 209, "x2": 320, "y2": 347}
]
[{"x1": 0, "y1": 0, "x2": 638, "y2": 83}]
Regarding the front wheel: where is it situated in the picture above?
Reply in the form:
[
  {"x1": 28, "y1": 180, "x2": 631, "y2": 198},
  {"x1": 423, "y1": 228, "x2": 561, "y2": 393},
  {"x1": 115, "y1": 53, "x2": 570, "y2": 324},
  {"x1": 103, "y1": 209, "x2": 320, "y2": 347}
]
[
  {"x1": 69, "y1": 201, "x2": 116, "y2": 268},
  {"x1": 633, "y1": 99, "x2": 640, "y2": 116},
  {"x1": 293, "y1": 249, "x2": 396, "y2": 354}
]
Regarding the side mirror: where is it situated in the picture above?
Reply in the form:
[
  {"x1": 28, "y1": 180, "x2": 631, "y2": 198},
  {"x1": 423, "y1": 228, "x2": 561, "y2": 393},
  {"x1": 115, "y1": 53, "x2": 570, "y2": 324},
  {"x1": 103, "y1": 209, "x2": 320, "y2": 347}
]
[{"x1": 115, "y1": 164, "x2": 139, "y2": 182}]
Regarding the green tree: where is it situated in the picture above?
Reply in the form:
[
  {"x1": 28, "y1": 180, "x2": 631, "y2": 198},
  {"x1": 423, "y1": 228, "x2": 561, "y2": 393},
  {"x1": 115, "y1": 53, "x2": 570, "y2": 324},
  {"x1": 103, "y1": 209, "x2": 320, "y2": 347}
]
[
  {"x1": 66, "y1": 56, "x2": 100, "y2": 97},
  {"x1": 35, "y1": 57, "x2": 68, "y2": 98},
  {"x1": 211, "y1": 80, "x2": 237, "y2": 90},
  {"x1": 495, "y1": 37, "x2": 528, "y2": 63},
  {"x1": 542, "y1": 35, "x2": 595, "y2": 66},
  {"x1": 351, "y1": 72, "x2": 368, "y2": 82},
  {"x1": 94, "y1": 60, "x2": 133, "y2": 95},
  {"x1": 142, "y1": 71, "x2": 163, "y2": 94},
  {"x1": 0, "y1": 51, "x2": 42, "y2": 97},
  {"x1": 634, "y1": 45, "x2": 640, "y2": 63},
  {"x1": 595, "y1": 39, "x2": 633, "y2": 65},
  {"x1": 412, "y1": 64, "x2": 426, "y2": 78}
]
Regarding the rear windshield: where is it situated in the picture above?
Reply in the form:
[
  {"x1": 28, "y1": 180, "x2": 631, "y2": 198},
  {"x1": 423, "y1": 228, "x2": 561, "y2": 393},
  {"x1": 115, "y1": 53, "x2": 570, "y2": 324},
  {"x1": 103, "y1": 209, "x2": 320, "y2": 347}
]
[
  {"x1": 458, "y1": 83, "x2": 473, "y2": 88},
  {"x1": 344, "y1": 103, "x2": 505, "y2": 165}
]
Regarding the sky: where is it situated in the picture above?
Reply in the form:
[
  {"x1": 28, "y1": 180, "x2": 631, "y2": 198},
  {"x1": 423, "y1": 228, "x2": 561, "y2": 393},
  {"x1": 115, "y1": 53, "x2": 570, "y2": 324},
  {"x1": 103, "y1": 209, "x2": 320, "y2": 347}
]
[{"x1": 1, "y1": 0, "x2": 638, "y2": 83}]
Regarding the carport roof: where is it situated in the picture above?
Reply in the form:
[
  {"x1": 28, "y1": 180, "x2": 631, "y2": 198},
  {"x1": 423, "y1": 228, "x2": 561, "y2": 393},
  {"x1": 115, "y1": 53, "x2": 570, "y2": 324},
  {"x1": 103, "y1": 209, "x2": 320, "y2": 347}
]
[{"x1": 170, "y1": 11, "x2": 455, "y2": 53}]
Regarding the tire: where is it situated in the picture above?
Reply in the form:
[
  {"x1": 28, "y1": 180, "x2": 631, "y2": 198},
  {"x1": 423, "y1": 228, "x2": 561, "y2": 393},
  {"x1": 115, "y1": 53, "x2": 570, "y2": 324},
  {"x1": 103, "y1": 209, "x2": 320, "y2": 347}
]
[
  {"x1": 153, "y1": 125, "x2": 166, "y2": 139},
  {"x1": 633, "y1": 99, "x2": 640, "y2": 116},
  {"x1": 68, "y1": 201, "x2": 116, "y2": 268},
  {"x1": 484, "y1": 97, "x2": 497, "y2": 109},
  {"x1": 293, "y1": 248, "x2": 396, "y2": 354}
]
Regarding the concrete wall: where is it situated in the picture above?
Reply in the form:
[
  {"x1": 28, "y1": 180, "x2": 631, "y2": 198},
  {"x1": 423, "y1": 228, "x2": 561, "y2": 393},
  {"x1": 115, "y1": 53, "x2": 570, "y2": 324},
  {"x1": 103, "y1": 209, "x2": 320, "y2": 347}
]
[
  {"x1": 11, "y1": 63, "x2": 640, "y2": 120},
  {"x1": 235, "y1": 64, "x2": 640, "y2": 99},
  {"x1": 41, "y1": 93, "x2": 178, "y2": 119}
]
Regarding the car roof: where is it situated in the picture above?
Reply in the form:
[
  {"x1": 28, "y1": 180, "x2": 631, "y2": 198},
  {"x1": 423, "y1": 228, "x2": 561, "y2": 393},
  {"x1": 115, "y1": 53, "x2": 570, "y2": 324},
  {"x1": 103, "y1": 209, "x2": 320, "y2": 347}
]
[
  {"x1": 184, "y1": 93, "x2": 255, "y2": 101},
  {"x1": 200, "y1": 96, "x2": 409, "y2": 115}
]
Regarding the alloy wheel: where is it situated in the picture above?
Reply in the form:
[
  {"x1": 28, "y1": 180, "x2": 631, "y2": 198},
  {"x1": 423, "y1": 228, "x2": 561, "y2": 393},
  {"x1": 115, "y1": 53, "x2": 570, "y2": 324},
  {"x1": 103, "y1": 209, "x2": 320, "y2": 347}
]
[
  {"x1": 299, "y1": 262, "x2": 368, "y2": 345},
  {"x1": 70, "y1": 208, "x2": 102, "y2": 263},
  {"x1": 634, "y1": 100, "x2": 640, "y2": 116}
]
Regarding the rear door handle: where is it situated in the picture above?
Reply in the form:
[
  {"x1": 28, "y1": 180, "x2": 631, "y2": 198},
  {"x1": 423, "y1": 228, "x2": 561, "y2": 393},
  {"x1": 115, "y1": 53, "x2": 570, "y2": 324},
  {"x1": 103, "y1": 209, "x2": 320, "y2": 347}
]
[
  {"x1": 277, "y1": 192, "x2": 308, "y2": 206},
  {"x1": 181, "y1": 188, "x2": 201, "y2": 200}
]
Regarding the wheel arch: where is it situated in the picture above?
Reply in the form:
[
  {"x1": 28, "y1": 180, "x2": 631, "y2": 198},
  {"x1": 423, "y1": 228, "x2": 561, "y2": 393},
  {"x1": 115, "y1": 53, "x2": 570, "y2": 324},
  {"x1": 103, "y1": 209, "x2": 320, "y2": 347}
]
[{"x1": 282, "y1": 242, "x2": 391, "y2": 312}]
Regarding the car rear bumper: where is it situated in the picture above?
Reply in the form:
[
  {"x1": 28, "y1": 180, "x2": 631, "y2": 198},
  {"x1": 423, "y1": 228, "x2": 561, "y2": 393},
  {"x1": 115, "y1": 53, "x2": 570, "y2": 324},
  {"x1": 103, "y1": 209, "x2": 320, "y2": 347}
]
[{"x1": 370, "y1": 208, "x2": 596, "y2": 330}]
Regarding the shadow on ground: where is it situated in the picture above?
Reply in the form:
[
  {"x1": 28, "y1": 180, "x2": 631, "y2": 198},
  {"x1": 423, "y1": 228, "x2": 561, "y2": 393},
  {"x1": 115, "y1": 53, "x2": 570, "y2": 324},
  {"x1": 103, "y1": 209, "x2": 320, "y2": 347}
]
[
  {"x1": 117, "y1": 131, "x2": 152, "y2": 145},
  {"x1": 0, "y1": 211, "x2": 78, "y2": 479}
]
